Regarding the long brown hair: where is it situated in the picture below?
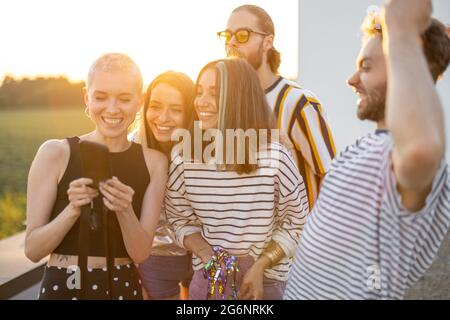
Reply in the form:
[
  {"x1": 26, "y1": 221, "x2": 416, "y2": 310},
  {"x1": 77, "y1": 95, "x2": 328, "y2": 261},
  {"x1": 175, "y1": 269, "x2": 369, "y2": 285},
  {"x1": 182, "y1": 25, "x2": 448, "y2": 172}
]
[
  {"x1": 192, "y1": 58, "x2": 277, "y2": 174},
  {"x1": 136, "y1": 71, "x2": 196, "y2": 155}
]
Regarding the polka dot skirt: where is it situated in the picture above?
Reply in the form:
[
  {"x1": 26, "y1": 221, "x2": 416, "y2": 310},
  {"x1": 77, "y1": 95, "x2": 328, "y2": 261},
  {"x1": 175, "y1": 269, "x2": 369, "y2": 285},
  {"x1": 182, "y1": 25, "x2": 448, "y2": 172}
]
[{"x1": 38, "y1": 264, "x2": 143, "y2": 300}]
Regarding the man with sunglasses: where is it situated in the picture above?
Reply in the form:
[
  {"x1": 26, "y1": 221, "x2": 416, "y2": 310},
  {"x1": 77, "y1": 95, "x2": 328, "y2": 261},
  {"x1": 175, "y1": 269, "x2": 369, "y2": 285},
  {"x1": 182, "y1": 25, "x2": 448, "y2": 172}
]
[{"x1": 219, "y1": 5, "x2": 336, "y2": 211}]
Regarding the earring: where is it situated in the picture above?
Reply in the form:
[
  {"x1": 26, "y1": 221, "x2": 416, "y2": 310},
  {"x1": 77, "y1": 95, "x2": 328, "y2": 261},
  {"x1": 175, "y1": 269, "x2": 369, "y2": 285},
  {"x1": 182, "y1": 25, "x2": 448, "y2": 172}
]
[{"x1": 84, "y1": 107, "x2": 91, "y2": 119}]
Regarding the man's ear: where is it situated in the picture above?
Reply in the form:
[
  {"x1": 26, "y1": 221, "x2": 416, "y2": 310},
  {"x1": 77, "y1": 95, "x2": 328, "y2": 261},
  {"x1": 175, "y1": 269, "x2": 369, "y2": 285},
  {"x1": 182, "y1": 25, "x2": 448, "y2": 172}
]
[{"x1": 263, "y1": 34, "x2": 275, "y2": 52}]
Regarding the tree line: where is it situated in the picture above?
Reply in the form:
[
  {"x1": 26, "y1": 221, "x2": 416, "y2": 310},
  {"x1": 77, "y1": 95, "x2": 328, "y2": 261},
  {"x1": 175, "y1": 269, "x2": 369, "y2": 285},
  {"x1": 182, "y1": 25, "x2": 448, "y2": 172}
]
[{"x1": 0, "y1": 76, "x2": 84, "y2": 109}]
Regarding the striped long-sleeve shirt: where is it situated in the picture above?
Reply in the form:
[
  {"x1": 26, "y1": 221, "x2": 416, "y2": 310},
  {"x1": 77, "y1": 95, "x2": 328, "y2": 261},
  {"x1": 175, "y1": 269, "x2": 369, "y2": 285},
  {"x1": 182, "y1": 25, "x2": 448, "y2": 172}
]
[
  {"x1": 165, "y1": 143, "x2": 309, "y2": 281},
  {"x1": 266, "y1": 77, "x2": 336, "y2": 209},
  {"x1": 284, "y1": 130, "x2": 450, "y2": 299}
]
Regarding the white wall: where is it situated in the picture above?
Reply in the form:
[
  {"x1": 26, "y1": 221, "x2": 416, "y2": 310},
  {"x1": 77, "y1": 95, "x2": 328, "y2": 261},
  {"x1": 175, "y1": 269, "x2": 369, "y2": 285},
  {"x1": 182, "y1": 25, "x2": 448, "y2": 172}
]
[{"x1": 298, "y1": 0, "x2": 450, "y2": 157}]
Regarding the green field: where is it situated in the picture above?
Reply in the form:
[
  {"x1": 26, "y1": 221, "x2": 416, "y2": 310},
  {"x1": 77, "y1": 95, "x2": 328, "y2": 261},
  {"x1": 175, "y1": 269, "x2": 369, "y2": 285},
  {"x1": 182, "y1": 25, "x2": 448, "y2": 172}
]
[{"x1": 0, "y1": 107, "x2": 94, "y2": 239}]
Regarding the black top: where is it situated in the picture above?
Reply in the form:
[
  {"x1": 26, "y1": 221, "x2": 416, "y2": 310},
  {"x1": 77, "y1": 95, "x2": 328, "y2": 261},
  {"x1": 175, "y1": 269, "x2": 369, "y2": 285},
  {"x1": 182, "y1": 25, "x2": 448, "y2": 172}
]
[{"x1": 51, "y1": 136, "x2": 150, "y2": 257}]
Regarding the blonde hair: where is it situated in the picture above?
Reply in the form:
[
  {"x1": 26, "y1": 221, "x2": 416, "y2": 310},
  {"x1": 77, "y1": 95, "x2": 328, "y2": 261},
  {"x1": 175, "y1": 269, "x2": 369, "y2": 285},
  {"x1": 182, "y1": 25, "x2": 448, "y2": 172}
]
[{"x1": 86, "y1": 53, "x2": 143, "y2": 92}]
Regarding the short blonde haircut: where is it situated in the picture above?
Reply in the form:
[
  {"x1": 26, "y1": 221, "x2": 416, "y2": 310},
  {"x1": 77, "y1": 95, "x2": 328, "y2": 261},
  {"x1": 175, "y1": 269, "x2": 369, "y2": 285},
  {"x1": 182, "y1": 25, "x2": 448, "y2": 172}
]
[{"x1": 86, "y1": 53, "x2": 143, "y2": 92}]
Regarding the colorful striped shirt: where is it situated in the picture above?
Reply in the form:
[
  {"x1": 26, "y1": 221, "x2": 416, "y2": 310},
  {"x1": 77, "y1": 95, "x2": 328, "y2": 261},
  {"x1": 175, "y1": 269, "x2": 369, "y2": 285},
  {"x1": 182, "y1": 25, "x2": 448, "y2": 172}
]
[
  {"x1": 165, "y1": 143, "x2": 309, "y2": 281},
  {"x1": 284, "y1": 130, "x2": 450, "y2": 299},
  {"x1": 266, "y1": 77, "x2": 336, "y2": 209}
]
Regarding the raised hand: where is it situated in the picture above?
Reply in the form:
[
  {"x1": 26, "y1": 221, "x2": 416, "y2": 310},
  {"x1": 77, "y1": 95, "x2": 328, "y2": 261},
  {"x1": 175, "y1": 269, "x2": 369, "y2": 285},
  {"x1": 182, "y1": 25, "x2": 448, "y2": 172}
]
[{"x1": 382, "y1": 0, "x2": 432, "y2": 36}]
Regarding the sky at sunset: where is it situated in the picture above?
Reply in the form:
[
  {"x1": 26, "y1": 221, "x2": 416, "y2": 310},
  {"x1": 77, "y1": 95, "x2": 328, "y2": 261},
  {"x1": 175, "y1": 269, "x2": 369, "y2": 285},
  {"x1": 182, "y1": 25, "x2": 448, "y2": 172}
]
[{"x1": 0, "y1": 0, "x2": 298, "y2": 85}]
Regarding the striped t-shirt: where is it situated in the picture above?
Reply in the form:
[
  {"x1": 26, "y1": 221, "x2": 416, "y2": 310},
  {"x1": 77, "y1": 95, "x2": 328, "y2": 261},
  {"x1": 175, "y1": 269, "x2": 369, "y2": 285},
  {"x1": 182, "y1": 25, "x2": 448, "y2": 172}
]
[
  {"x1": 266, "y1": 77, "x2": 336, "y2": 210},
  {"x1": 165, "y1": 143, "x2": 309, "y2": 281},
  {"x1": 284, "y1": 130, "x2": 450, "y2": 299}
]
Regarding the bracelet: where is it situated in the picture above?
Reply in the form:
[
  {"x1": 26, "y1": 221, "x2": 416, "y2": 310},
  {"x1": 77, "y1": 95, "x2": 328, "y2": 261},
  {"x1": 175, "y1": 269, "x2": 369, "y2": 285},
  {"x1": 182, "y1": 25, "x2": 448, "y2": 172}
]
[
  {"x1": 261, "y1": 240, "x2": 285, "y2": 267},
  {"x1": 203, "y1": 247, "x2": 239, "y2": 300}
]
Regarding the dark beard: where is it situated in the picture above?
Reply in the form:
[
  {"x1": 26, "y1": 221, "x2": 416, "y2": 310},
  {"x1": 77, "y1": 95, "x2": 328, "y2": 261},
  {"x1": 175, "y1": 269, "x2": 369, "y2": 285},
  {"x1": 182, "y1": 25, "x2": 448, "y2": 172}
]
[
  {"x1": 227, "y1": 42, "x2": 264, "y2": 70},
  {"x1": 357, "y1": 83, "x2": 386, "y2": 122}
]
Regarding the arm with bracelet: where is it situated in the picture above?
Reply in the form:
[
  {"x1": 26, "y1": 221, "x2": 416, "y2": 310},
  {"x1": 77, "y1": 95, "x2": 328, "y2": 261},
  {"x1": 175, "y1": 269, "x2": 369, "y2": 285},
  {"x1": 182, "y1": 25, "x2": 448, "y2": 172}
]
[
  {"x1": 237, "y1": 240, "x2": 286, "y2": 300},
  {"x1": 260, "y1": 240, "x2": 287, "y2": 267}
]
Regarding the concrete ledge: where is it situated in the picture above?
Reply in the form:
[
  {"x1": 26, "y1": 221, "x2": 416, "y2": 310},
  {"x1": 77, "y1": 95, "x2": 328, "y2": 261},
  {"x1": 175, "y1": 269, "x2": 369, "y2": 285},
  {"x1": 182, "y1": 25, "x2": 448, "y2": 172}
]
[
  {"x1": 0, "y1": 264, "x2": 44, "y2": 299},
  {"x1": 0, "y1": 231, "x2": 46, "y2": 299}
]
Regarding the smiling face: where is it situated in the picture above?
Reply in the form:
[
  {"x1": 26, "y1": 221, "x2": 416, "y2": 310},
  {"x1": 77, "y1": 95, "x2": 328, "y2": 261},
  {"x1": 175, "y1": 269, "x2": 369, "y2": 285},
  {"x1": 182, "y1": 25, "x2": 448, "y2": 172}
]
[
  {"x1": 84, "y1": 70, "x2": 142, "y2": 138},
  {"x1": 347, "y1": 36, "x2": 387, "y2": 123},
  {"x1": 194, "y1": 68, "x2": 218, "y2": 130},
  {"x1": 145, "y1": 82, "x2": 185, "y2": 142}
]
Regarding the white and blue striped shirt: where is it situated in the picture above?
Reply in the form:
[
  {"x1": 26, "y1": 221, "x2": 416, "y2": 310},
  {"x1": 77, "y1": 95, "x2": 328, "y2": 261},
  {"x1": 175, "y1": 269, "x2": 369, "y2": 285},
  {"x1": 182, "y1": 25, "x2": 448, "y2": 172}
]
[{"x1": 284, "y1": 130, "x2": 450, "y2": 299}]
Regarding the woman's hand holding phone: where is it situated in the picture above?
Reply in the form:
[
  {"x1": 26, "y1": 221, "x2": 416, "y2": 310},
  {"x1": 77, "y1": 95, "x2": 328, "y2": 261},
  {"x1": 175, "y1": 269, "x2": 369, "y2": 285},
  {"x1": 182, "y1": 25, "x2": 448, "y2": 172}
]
[
  {"x1": 99, "y1": 176, "x2": 135, "y2": 216},
  {"x1": 77, "y1": 140, "x2": 136, "y2": 217},
  {"x1": 67, "y1": 178, "x2": 99, "y2": 216}
]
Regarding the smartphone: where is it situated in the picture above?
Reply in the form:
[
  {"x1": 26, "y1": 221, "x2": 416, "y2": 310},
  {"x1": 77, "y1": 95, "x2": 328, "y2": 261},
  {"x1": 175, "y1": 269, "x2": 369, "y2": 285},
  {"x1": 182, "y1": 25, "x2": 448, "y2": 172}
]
[{"x1": 79, "y1": 140, "x2": 112, "y2": 189}]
